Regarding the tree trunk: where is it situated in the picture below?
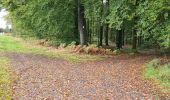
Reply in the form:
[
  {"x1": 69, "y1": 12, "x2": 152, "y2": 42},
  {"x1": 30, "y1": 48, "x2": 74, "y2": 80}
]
[
  {"x1": 132, "y1": 15, "x2": 138, "y2": 50},
  {"x1": 104, "y1": 0, "x2": 109, "y2": 46},
  {"x1": 99, "y1": 0, "x2": 104, "y2": 46},
  {"x1": 116, "y1": 30, "x2": 123, "y2": 49},
  {"x1": 122, "y1": 29, "x2": 125, "y2": 46},
  {"x1": 132, "y1": 30, "x2": 137, "y2": 49},
  {"x1": 105, "y1": 24, "x2": 109, "y2": 46},
  {"x1": 132, "y1": 0, "x2": 139, "y2": 50},
  {"x1": 78, "y1": 0, "x2": 87, "y2": 46},
  {"x1": 99, "y1": 25, "x2": 103, "y2": 46},
  {"x1": 86, "y1": 19, "x2": 90, "y2": 43},
  {"x1": 89, "y1": 20, "x2": 92, "y2": 44},
  {"x1": 74, "y1": 4, "x2": 79, "y2": 40}
]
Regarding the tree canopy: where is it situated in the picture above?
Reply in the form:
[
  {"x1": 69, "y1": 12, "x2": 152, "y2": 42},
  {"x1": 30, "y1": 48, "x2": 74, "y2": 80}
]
[{"x1": 1, "y1": 0, "x2": 170, "y2": 49}]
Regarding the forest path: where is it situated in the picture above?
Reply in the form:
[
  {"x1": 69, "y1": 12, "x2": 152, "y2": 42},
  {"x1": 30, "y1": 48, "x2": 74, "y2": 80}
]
[{"x1": 7, "y1": 53, "x2": 168, "y2": 100}]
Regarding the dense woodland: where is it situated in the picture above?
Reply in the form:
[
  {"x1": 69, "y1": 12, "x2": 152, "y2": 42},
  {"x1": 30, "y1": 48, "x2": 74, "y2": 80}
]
[{"x1": 1, "y1": 0, "x2": 170, "y2": 50}]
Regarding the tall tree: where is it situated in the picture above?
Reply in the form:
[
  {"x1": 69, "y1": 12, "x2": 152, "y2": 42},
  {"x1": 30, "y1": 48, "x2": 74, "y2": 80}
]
[
  {"x1": 78, "y1": 0, "x2": 87, "y2": 45},
  {"x1": 137, "y1": 0, "x2": 170, "y2": 48},
  {"x1": 99, "y1": 0, "x2": 104, "y2": 46},
  {"x1": 132, "y1": 0, "x2": 139, "y2": 50},
  {"x1": 2, "y1": 0, "x2": 169, "y2": 49},
  {"x1": 104, "y1": 0, "x2": 110, "y2": 46},
  {"x1": 116, "y1": 30, "x2": 123, "y2": 49}
]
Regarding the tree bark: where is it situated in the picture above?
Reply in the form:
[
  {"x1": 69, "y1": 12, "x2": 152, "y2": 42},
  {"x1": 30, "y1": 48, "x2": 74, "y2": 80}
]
[
  {"x1": 99, "y1": 0, "x2": 104, "y2": 46},
  {"x1": 99, "y1": 25, "x2": 103, "y2": 46},
  {"x1": 122, "y1": 29, "x2": 125, "y2": 46},
  {"x1": 104, "y1": 0, "x2": 109, "y2": 46},
  {"x1": 74, "y1": 3, "x2": 79, "y2": 40},
  {"x1": 132, "y1": 0, "x2": 139, "y2": 50},
  {"x1": 116, "y1": 30, "x2": 123, "y2": 49},
  {"x1": 86, "y1": 19, "x2": 90, "y2": 43},
  {"x1": 132, "y1": 30, "x2": 137, "y2": 49},
  {"x1": 105, "y1": 24, "x2": 109, "y2": 46},
  {"x1": 78, "y1": 0, "x2": 87, "y2": 46}
]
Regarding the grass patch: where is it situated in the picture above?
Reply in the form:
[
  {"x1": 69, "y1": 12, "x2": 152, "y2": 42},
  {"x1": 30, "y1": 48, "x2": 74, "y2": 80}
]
[
  {"x1": 0, "y1": 36, "x2": 27, "y2": 52},
  {"x1": 0, "y1": 35, "x2": 104, "y2": 63},
  {"x1": 0, "y1": 57, "x2": 12, "y2": 100},
  {"x1": 144, "y1": 59, "x2": 170, "y2": 93}
]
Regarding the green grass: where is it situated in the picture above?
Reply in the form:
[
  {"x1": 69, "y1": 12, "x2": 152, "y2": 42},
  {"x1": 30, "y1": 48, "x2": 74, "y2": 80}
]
[
  {"x1": 0, "y1": 35, "x2": 104, "y2": 63},
  {"x1": 0, "y1": 57, "x2": 12, "y2": 100},
  {"x1": 144, "y1": 59, "x2": 170, "y2": 92},
  {"x1": 0, "y1": 36, "x2": 27, "y2": 52}
]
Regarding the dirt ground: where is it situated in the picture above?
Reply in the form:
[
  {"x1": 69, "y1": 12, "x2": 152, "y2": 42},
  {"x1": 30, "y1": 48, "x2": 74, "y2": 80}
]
[{"x1": 7, "y1": 53, "x2": 170, "y2": 100}]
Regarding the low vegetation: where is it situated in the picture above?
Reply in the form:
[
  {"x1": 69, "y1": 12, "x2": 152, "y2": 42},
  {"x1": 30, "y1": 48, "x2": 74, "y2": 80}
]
[
  {"x1": 0, "y1": 36, "x2": 104, "y2": 63},
  {"x1": 0, "y1": 57, "x2": 12, "y2": 100},
  {"x1": 144, "y1": 59, "x2": 170, "y2": 93},
  {"x1": 0, "y1": 36, "x2": 26, "y2": 52}
]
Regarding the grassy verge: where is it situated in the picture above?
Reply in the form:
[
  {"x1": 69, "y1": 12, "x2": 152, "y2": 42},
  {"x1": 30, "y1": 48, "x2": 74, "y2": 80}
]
[
  {"x1": 0, "y1": 35, "x2": 104, "y2": 63},
  {"x1": 144, "y1": 59, "x2": 170, "y2": 93},
  {"x1": 0, "y1": 57, "x2": 12, "y2": 100},
  {"x1": 0, "y1": 36, "x2": 27, "y2": 52}
]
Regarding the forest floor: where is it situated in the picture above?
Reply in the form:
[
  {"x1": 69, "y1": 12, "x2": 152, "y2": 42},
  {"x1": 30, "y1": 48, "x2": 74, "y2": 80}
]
[{"x1": 0, "y1": 36, "x2": 170, "y2": 100}]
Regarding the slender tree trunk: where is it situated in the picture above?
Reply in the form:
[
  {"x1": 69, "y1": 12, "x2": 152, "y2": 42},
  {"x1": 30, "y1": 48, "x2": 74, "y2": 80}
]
[
  {"x1": 99, "y1": 25, "x2": 103, "y2": 46},
  {"x1": 132, "y1": 30, "x2": 137, "y2": 49},
  {"x1": 122, "y1": 29, "x2": 125, "y2": 46},
  {"x1": 132, "y1": 16, "x2": 138, "y2": 49},
  {"x1": 99, "y1": 0, "x2": 104, "y2": 46},
  {"x1": 104, "y1": 0, "x2": 109, "y2": 46},
  {"x1": 74, "y1": 3, "x2": 79, "y2": 40},
  {"x1": 92, "y1": 16, "x2": 95, "y2": 39},
  {"x1": 116, "y1": 30, "x2": 123, "y2": 49},
  {"x1": 89, "y1": 20, "x2": 92, "y2": 44},
  {"x1": 86, "y1": 19, "x2": 90, "y2": 43},
  {"x1": 78, "y1": 0, "x2": 87, "y2": 46},
  {"x1": 105, "y1": 24, "x2": 109, "y2": 46},
  {"x1": 132, "y1": 0, "x2": 139, "y2": 50}
]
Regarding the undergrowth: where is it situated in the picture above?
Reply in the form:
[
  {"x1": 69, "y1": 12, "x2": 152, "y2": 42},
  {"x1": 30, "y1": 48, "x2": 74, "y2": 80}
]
[
  {"x1": 144, "y1": 59, "x2": 170, "y2": 93},
  {"x1": 0, "y1": 36, "x2": 104, "y2": 63}
]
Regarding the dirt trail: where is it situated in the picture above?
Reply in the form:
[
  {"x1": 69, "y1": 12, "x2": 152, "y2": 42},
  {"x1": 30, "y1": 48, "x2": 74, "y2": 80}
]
[{"x1": 7, "y1": 53, "x2": 169, "y2": 100}]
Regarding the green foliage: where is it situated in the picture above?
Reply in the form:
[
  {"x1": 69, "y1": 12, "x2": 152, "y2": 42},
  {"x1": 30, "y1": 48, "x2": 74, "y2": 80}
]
[
  {"x1": 107, "y1": 0, "x2": 170, "y2": 48},
  {"x1": 145, "y1": 59, "x2": 170, "y2": 92},
  {"x1": 2, "y1": 0, "x2": 170, "y2": 49},
  {"x1": 2, "y1": 0, "x2": 77, "y2": 41},
  {"x1": 137, "y1": 0, "x2": 170, "y2": 48},
  {"x1": 83, "y1": 0, "x2": 103, "y2": 21},
  {"x1": 108, "y1": 0, "x2": 137, "y2": 29}
]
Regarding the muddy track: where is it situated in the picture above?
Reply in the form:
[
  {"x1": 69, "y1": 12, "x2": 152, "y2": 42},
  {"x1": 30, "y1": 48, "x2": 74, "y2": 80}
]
[{"x1": 7, "y1": 53, "x2": 169, "y2": 100}]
